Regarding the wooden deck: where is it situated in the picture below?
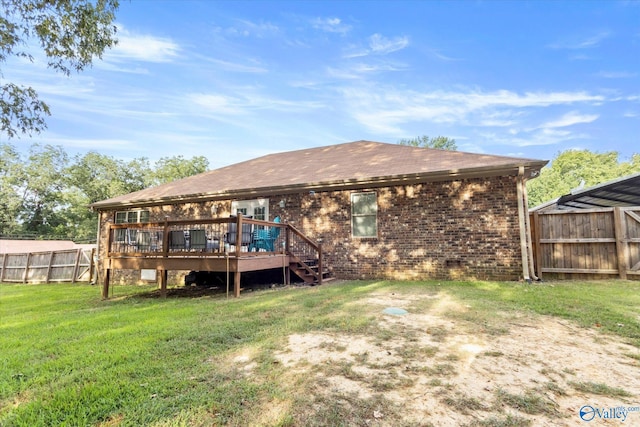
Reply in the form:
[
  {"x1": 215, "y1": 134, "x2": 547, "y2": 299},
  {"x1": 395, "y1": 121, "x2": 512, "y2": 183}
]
[{"x1": 101, "y1": 216, "x2": 327, "y2": 298}]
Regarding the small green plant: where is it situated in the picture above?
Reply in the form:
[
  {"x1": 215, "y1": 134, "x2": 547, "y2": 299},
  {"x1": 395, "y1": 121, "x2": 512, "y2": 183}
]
[
  {"x1": 467, "y1": 414, "x2": 532, "y2": 427},
  {"x1": 494, "y1": 389, "x2": 559, "y2": 416},
  {"x1": 442, "y1": 393, "x2": 488, "y2": 414},
  {"x1": 426, "y1": 363, "x2": 457, "y2": 377},
  {"x1": 568, "y1": 381, "x2": 632, "y2": 397},
  {"x1": 544, "y1": 381, "x2": 567, "y2": 396},
  {"x1": 426, "y1": 325, "x2": 448, "y2": 342}
]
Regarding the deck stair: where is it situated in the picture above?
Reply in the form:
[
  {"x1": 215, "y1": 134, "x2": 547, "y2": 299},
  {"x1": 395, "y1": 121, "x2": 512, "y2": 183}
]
[{"x1": 288, "y1": 256, "x2": 332, "y2": 285}]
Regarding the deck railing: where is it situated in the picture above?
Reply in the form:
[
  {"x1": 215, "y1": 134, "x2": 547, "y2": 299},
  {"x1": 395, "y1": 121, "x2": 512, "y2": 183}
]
[
  {"x1": 103, "y1": 216, "x2": 325, "y2": 296},
  {"x1": 106, "y1": 217, "x2": 321, "y2": 268}
]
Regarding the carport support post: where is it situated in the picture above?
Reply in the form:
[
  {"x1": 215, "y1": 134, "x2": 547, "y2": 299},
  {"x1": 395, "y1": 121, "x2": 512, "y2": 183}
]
[{"x1": 614, "y1": 207, "x2": 628, "y2": 280}]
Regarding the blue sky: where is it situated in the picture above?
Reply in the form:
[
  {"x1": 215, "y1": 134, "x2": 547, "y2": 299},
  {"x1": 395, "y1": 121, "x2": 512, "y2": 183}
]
[{"x1": 4, "y1": 0, "x2": 639, "y2": 169}]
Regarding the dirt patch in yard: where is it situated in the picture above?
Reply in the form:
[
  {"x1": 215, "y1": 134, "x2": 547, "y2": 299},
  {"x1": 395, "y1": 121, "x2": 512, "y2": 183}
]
[{"x1": 274, "y1": 291, "x2": 640, "y2": 426}]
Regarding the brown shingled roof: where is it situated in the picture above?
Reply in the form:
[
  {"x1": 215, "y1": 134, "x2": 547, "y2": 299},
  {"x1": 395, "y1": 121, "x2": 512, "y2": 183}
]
[{"x1": 91, "y1": 140, "x2": 548, "y2": 209}]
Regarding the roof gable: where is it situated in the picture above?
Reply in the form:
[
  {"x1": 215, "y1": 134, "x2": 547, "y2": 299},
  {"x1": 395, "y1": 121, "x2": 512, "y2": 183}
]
[{"x1": 92, "y1": 140, "x2": 547, "y2": 209}]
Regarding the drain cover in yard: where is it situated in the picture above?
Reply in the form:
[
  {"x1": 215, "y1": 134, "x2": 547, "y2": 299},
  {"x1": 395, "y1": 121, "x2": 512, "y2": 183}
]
[{"x1": 383, "y1": 307, "x2": 408, "y2": 315}]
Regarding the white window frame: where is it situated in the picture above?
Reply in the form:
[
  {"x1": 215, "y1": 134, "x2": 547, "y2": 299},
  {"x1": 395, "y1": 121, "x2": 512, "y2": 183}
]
[
  {"x1": 115, "y1": 209, "x2": 150, "y2": 224},
  {"x1": 351, "y1": 192, "x2": 377, "y2": 238},
  {"x1": 231, "y1": 198, "x2": 269, "y2": 220}
]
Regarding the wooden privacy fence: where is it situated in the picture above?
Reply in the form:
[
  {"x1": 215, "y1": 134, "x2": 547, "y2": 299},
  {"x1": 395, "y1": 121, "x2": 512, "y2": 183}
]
[
  {"x1": 530, "y1": 207, "x2": 640, "y2": 279},
  {"x1": 0, "y1": 248, "x2": 95, "y2": 284}
]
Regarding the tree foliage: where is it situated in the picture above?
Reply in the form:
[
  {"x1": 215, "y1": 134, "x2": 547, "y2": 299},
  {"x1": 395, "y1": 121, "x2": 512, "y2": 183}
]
[
  {"x1": 398, "y1": 135, "x2": 457, "y2": 150},
  {"x1": 527, "y1": 149, "x2": 640, "y2": 208},
  {"x1": 0, "y1": 143, "x2": 209, "y2": 240},
  {"x1": 147, "y1": 155, "x2": 210, "y2": 187},
  {"x1": 0, "y1": 0, "x2": 119, "y2": 137}
]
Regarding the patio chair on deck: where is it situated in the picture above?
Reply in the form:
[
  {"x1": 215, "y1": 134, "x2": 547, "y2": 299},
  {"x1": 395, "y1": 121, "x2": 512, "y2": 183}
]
[
  {"x1": 249, "y1": 216, "x2": 281, "y2": 252},
  {"x1": 224, "y1": 216, "x2": 252, "y2": 250},
  {"x1": 169, "y1": 230, "x2": 186, "y2": 251},
  {"x1": 189, "y1": 229, "x2": 207, "y2": 251},
  {"x1": 135, "y1": 230, "x2": 151, "y2": 252}
]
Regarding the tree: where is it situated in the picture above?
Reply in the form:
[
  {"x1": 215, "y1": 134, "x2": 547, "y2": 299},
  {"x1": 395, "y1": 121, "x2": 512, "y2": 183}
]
[
  {"x1": 0, "y1": 0, "x2": 119, "y2": 138},
  {"x1": 0, "y1": 143, "x2": 24, "y2": 234},
  {"x1": 147, "y1": 155, "x2": 210, "y2": 187},
  {"x1": 63, "y1": 152, "x2": 151, "y2": 239},
  {"x1": 398, "y1": 135, "x2": 457, "y2": 150},
  {"x1": 0, "y1": 143, "x2": 211, "y2": 239},
  {"x1": 527, "y1": 149, "x2": 640, "y2": 208},
  {"x1": 18, "y1": 144, "x2": 69, "y2": 235}
]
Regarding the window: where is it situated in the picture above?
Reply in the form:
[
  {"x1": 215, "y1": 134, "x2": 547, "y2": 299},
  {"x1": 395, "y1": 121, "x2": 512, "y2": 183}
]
[
  {"x1": 115, "y1": 209, "x2": 150, "y2": 224},
  {"x1": 351, "y1": 192, "x2": 377, "y2": 238},
  {"x1": 231, "y1": 199, "x2": 269, "y2": 220},
  {"x1": 253, "y1": 207, "x2": 266, "y2": 221}
]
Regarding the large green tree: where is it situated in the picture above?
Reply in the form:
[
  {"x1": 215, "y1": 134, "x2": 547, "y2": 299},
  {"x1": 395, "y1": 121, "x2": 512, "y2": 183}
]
[
  {"x1": 398, "y1": 135, "x2": 457, "y2": 150},
  {"x1": 17, "y1": 144, "x2": 69, "y2": 235},
  {"x1": 0, "y1": 143, "x2": 210, "y2": 240},
  {"x1": 0, "y1": 144, "x2": 24, "y2": 235},
  {"x1": 146, "y1": 155, "x2": 210, "y2": 187},
  {"x1": 527, "y1": 149, "x2": 640, "y2": 208},
  {"x1": 0, "y1": 0, "x2": 119, "y2": 137}
]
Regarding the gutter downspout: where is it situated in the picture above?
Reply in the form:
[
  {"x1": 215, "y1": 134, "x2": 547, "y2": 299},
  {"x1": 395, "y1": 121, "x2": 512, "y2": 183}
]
[
  {"x1": 516, "y1": 167, "x2": 532, "y2": 283},
  {"x1": 522, "y1": 176, "x2": 540, "y2": 281}
]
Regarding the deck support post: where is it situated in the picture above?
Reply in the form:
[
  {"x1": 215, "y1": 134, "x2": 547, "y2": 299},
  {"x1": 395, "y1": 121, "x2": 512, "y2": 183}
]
[
  {"x1": 317, "y1": 240, "x2": 323, "y2": 286},
  {"x1": 159, "y1": 269, "x2": 168, "y2": 298},
  {"x1": 101, "y1": 269, "x2": 111, "y2": 300},
  {"x1": 234, "y1": 271, "x2": 241, "y2": 298}
]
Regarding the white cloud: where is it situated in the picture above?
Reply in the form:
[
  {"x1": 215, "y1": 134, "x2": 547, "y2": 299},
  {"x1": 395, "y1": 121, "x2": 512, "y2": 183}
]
[
  {"x1": 369, "y1": 33, "x2": 409, "y2": 54},
  {"x1": 540, "y1": 111, "x2": 599, "y2": 128},
  {"x1": 311, "y1": 17, "x2": 351, "y2": 34},
  {"x1": 107, "y1": 27, "x2": 180, "y2": 63},
  {"x1": 548, "y1": 31, "x2": 611, "y2": 49},
  {"x1": 189, "y1": 94, "x2": 244, "y2": 115},
  {"x1": 597, "y1": 71, "x2": 638, "y2": 79},
  {"x1": 198, "y1": 56, "x2": 268, "y2": 73},
  {"x1": 338, "y1": 86, "x2": 608, "y2": 138}
]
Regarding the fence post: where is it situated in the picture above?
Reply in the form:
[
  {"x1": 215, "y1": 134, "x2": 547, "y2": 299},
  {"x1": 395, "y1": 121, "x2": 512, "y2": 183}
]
[
  {"x1": 89, "y1": 248, "x2": 96, "y2": 284},
  {"x1": 614, "y1": 207, "x2": 628, "y2": 280},
  {"x1": 22, "y1": 252, "x2": 31, "y2": 283},
  {"x1": 45, "y1": 251, "x2": 55, "y2": 283},
  {"x1": 0, "y1": 253, "x2": 6, "y2": 282},
  {"x1": 72, "y1": 248, "x2": 83, "y2": 283}
]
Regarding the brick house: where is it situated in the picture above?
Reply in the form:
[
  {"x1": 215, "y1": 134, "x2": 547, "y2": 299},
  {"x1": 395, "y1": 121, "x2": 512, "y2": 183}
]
[{"x1": 91, "y1": 141, "x2": 547, "y2": 296}]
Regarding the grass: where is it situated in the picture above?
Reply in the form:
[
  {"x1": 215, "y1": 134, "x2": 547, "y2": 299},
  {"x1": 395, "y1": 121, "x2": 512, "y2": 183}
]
[
  {"x1": 1, "y1": 279, "x2": 639, "y2": 425},
  {"x1": 568, "y1": 381, "x2": 632, "y2": 398},
  {"x1": 494, "y1": 389, "x2": 560, "y2": 416}
]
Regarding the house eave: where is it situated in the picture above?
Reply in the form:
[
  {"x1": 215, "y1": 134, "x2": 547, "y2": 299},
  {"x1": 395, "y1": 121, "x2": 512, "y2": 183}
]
[{"x1": 91, "y1": 161, "x2": 546, "y2": 211}]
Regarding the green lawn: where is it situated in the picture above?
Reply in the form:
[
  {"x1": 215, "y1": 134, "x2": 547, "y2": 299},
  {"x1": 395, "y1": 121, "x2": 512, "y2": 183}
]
[{"x1": 1, "y1": 280, "x2": 639, "y2": 426}]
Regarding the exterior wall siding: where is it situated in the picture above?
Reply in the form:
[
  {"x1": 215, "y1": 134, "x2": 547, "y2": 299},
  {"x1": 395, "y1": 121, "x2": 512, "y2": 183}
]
[{"x1": 96, "y1": 175, "x2": 523, "y2": 283}]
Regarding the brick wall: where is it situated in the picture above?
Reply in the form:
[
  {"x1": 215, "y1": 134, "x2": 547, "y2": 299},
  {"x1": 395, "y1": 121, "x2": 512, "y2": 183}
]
[
  {"x1": 269, "y1": 175, "x2": 523, "y2": 281},
  {"x1": 96, "y1": 175, "x2": 524, "y2": 283}
]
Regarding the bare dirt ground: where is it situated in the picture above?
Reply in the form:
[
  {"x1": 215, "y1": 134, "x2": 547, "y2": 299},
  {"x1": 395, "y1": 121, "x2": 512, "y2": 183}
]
[{"x1": 273, "y1": 290, "x2": 640, "y2": 426}]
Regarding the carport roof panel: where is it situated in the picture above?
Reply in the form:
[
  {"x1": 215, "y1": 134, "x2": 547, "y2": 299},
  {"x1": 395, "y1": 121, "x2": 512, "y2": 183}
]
[{"x1": 556, "y1": 172, "x2": 640, "y2": 209}]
